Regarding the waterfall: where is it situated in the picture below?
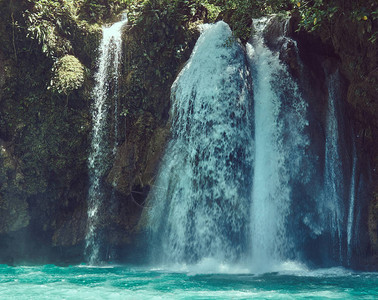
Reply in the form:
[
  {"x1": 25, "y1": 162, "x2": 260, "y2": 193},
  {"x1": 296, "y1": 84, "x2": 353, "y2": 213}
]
[
  {"x1": 322, "y1": 71, "x2": 345, "y2": 263},
  {"x1": 85, "y1": 16, "x2": 127, "y2": 264},
  {"x1": 347, "y1": 137, "x2": 357, "y2": 265},
  {"x1": 145, "y1": 17, "x2": 360, "y2": 271},
  {"x1": 146, "y1": 22, "x2": 254, "y2": 265},
  {"x1": 247, "y1": 18, "x2": 309, "y2": 272}
]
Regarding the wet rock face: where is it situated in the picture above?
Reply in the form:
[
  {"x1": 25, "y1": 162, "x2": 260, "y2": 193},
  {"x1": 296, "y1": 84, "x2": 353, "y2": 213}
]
[
  {"x1": 0, "y1": 51, "x2": 5, "y2": 99},
  {"x1": 255, "y1": 14, "x2": 377, "y2": 268},
  {"x1": 326, "y1": 16, "x2": 378, "y2": 256},
  {"x1": 51, "y1": 192, "x2": 88, "y2": 248},
  {"x1": 103, "y1": 112, "x2": 171, "y2": 250},
  {"x1": 290, "y1": 14, "x2": 378, "y2": 265},
  {"x1": 278, "y1": 39, "x2": 301, "y2": 78},
  {"x1": 260, "y1": 16, "x2": 301, "y2": 78},
  {"x1": 262, "y1": 16, "x2": 288, "y2": 50},
  {"x1": 369, "y1": 195, "x2": 378, "y2": 252},
  {"x1": 0, "y1": 140, "x2": 30, "y2": 233},
  {"x1": 332, "y1": 17, "x2": 378, "y2": 132},
  {"x1": 0, "y1": 195, "x2": 29, "y2": 233},
  {"x1": 107, "y1": 116, "x2": 170, "y2": 196}
]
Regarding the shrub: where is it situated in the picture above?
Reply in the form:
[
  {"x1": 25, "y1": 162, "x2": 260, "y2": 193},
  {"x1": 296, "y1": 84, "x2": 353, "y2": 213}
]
[{"x1": 50, "y1": 54, "x2": 85, "y2": 96}]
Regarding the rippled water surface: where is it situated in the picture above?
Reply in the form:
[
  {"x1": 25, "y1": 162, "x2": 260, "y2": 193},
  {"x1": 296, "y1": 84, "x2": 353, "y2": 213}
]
[{"x1": 0, "y1": 265, "x2": 377, "y2": 299}]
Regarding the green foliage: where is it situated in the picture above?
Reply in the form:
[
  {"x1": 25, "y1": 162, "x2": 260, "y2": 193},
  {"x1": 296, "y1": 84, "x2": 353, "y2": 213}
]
[
  {"x1": 201, "y1": 1, "x2": 222, "y2": 22},
  {"x1": 205, "y1": 0, "x2": 293, "y2": 42},
  {"x1": 293, "y1": 0, "x2": 378, "y2": 43},
  {"x1": 119, "y1": 0, "x2": 203, "y2": 122},
  {"x1": 210, "y1": 0, "x2": 292, "y2": 13},
  {"x1": 50, "y1": 54, "x2": 85, "y2": 95},
  {"x1": 132, "y1": 0, "x2": 202, "y2": 63},
  {"x1": 13, "y1": 91, "x2": 90, "y2": 194},
  {"x1": 80, "y1": 0, "x2": 131, "y2": 23},
  {"x1": 369, "y1": 31, "x2": 378, "y2": 43},
  {"x1": 23, "y1": 0, "x2": 80, "y2": 57},
  {"x1": 294, "y1": 0, "x2": 340, "y2": 32},
  {"x1": 23, "y1": 0, "x2": 124, "y2": 58}
]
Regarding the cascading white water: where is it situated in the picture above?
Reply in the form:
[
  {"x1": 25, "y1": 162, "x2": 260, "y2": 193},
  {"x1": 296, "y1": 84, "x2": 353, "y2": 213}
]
[
  {"x1": 146, "y1": 17, "x2": 360, "y2": 271},
  {"x1": 85, "y1": 16, "x2": 127, "y2": 264},
  {"x1": 323, "y1": 71, "x2": 345, "y2": 263},
  {"x1": 347, "y1": 139, "x2": 357, "y2": 265},
  {"x1": 146, "y1": 21, "x2": 254, "y2": 265},
  {"x1": 247, "y1": 18, "x2": 309, "y2": 272}
]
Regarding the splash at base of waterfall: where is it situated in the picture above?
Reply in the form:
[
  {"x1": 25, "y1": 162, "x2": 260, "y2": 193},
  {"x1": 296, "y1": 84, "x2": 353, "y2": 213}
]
[{"x1": 1, "y1": 265, "x2": 377, "y2": 299}]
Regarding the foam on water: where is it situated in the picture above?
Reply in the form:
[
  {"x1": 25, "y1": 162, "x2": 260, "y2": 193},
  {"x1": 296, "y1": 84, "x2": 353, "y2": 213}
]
[
  {"x1": 150, "y1": 257, "x2": 251, "y2": 275},
  {"x1": 0, "y1": 265, "x2": 377, "y2": 299},
  {"x1": 146, "y1": 259, "x2": 353, "y2": 277}
]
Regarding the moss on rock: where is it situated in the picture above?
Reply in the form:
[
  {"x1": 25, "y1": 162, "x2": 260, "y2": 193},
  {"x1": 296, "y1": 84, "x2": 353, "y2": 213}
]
[{"x1": 50, "y1": 54, "x2": 85, "y2": 96}]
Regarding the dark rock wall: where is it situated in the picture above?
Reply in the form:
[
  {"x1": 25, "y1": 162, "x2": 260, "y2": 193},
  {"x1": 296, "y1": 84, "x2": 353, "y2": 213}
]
[
  {"x1": 0, "y1": 0, "x2": 95, "y2": 264},
  {"x1": 289, "y1": 12, "x2": 378, "y2": 268}
]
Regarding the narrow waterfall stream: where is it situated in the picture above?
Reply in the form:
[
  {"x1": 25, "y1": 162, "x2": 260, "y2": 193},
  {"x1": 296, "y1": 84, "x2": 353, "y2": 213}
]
[
  {"x1": 247, "y1": 18, "x2": 309, "y2": 272},
  {"x1": 347, "y1": 140, "x2": 357, "y2": 265},
  {"x1": 85, "y1": 16, "x2": 127, "y2": 264},
  {"x1": 323, "y1": 71, "x2": 345, "y2": 263}
]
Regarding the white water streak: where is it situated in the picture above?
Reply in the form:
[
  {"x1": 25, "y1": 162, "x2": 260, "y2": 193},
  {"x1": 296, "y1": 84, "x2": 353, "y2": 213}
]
[
  {"x1": 324, "y1": 71, "x2": 345, "y2": 263},
  {"x1": 347, "y1": 140, "x2": 357, "y2": 265},
  {"x1": 247, "y1": 17, "x2": 309, "y2": 273},
  {"x1": 86, "y1": 17, "x2": 127, "y2": 264}
]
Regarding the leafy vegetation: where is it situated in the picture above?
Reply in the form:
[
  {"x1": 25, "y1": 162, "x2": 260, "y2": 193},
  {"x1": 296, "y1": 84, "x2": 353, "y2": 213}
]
[
  {"x1": 0, "y1": 0, "x2": 91, "y2": 198},
  {"x1": 79, "y1": 0, "x2": 130, "y2": 22},
  {"x1": 24, "y1": 0, "x2": 77, "y2": 57},
  {"x1": 50, "y1": 54, "x2": 85, "y2": 98},
  {"x1": 293, "y1": 0, "x2": 377, "y2": 43},
  {"x1": 20, "y1": 0, "x2": 378, "y2": 53},
  {"x1": 120, "y1": 0, "x2": 203, "y2": 119}
]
